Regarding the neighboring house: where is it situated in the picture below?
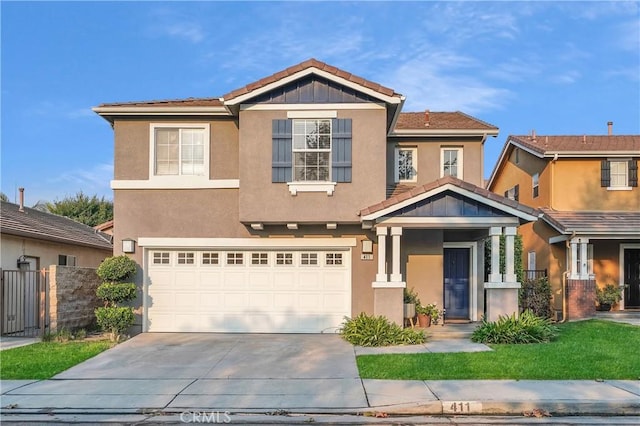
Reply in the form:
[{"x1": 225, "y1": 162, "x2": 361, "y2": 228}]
[
  {"x1": 487, "y1": 131, "x2": 640, "y2": 318},
  {"x1": 0, "y1": 197, "x2": 113, "y2": 271},
  {"x1": 94, "y1": 220, "x2": 114, "y2": 236},
  {"x1": 94, "y1": 59, "x2": 537, "y2": 334}
]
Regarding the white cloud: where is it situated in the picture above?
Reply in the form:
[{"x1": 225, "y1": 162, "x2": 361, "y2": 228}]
[
  {"x1": 48, "y1": 163, "x2": 113, "y2": 201},
  {"x1": 29, "y1": 101, "x2": 94, "y2": 120},
  {"x1": 549, "y1": 70, "x2": 582, "y2": 85},
  {"x1": 146, "y1": 7, "x2": 205, "y2": 44}
]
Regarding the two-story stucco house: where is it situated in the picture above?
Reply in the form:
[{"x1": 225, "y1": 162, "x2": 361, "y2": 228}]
[
  {"x1": 95, "y1": 59, "x2": 537, "y2": 334},
  {"x1": 487, "y1": 130, "x2": 640, "y2": 319}
]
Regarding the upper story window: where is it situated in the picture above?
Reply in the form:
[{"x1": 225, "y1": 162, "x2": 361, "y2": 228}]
[
  {"x1": 532, "y1": 173, "x2": 539, "y2": 198},
  {"x1": 441, "y1": 147, "x2": 463, "y2": 179},
  {"x1": 601, "y1": 159, "x2": 638, "y2": 190},
  {"x1": 395, "y1": 147, "x2": 417, "y2": 183},
  {"x1": 505, "y1": 184, "x2": 519, "y2": 201},
  {"x1": 150, "y1": 123, "x2": 210, "y2": 179},
  {"x1": 292, "y1": 119, "x2": 331, "y2": 182}
]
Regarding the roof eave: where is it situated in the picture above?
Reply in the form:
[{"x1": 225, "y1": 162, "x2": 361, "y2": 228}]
[
  {"x1": 390, "y1": 129, "x2": 499, "y2": 137},
  {"x1": 1, "y1": 228, "x2": 113, "y2": 251}
]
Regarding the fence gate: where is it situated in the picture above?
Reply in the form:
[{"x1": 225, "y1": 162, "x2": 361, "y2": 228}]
[{"x1": 1, "y1": 269, "x2": 48, "y2": 337}]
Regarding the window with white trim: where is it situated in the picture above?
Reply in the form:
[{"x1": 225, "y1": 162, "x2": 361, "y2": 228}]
[
  {"x1": 292, "y1": 119, "x2": 331, "y2": 181},
  {"x1": 326, "y1": 253, "x2": 343, "y2": 265},
  {"x1": 441, "y1": 148, "x2": 463, "y2": 179},
  {"x1": 275, "y1": 253, "x2": 293, "y2": 266},
  {"x1": 177, "y1": 252, "x2": 195, "y2": 265},
  {"x1": 58, "y1": 254, "x2": 76, "y2": 266},
  {"x1": 395, "y1": 147, "x2": 417, "y2": 183},
  {"x1": 300, "y1": 253, "x2": 318, "y2": 265},
  {"x1": 610, "y1": 161, "x2": 629, "y2": 188},
  {"x1": 251, "y1": 252, "x2": 269, "y2": 265},
  {"x1": 152, "y1": 252, "x2": 170, "y2": 265},
  {"x1": 151, "y1": 124, "x2": 209, "y2": 178},
  {"x1": 226, "y1": 252, "x2": 243, "y2": 265},
  {"x1": 202, "y1": 252, "x2": 219, "y2": 265},
  {"x1": 532, "y1": 173, "x2": 539, "y2": 198}
]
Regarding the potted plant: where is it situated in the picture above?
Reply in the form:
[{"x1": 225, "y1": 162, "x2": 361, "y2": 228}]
[
  {"x1": 416, "y1": 303, "x2": 439, "y2": 327},
  {"x1": 596, "y1": 284, "x2": 623, "y2": 311},
  {"x1": 403, "y1": 287, "x2": 420, "y2": 325}
]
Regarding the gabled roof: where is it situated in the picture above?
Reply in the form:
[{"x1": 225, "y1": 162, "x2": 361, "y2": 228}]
[
  {"x1": 540, "y1": 208, "x2": 640, "y2": 237},
  {"x1": 0, "y1": 201, "x2": 113, "y2": 250},
  {"x1": 394, "y1": 111, "x2": 498, "y2": 131},
  {"x1": 359, "y1": 176, "x2": 539, "y2": 222},
  {"x1": 222, "y1": 58, "x2": 402, "y2": 103},
  {"x1": 487, "y1": 134, "x2": 640, "y2": 189},
  {"x1": 96, "y1": 98, "x2": 223, "y2": 108}
]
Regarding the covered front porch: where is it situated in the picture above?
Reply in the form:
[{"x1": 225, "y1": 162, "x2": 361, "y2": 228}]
[{"x1": 359, "y1": 177, "x2": 539, "y2": 325}]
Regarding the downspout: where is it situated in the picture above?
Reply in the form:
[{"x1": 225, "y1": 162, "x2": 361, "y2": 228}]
[{"x1": 560, "y1": 230, "x2": 576, "y2": 323}]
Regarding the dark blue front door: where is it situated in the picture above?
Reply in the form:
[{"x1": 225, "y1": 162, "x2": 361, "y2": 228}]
[{"x1": 444, "y1": 248, "x2": 470, "y2": 319}]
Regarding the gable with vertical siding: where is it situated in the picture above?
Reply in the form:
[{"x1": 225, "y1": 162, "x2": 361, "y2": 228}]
[
  {"x1": 390, "y1": 191, "x2": 514, "y2": 218},
  {"x1": 252, "y1": 75, "x2": 378, "y2": 104}
]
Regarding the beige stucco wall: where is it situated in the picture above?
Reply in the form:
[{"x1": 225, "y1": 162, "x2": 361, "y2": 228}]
[
  {"x1": 387, "y1": 137, "x2": 485, "y2": 187},
  {"x1": 113, "y1": 118, "x2": 239, "y2": 181},
  {"x1": 238, "y1": 108, "x2": 387, "y2": 223},
  {"x1": 552, "y1": 159, "x2": 639, "y2": 211},
  {"x1": 403, "y1": 229, "x2": 444, "y2": 307},
  {"x1": 0, "y1": 234, "x2": 111, "y2": 271}
]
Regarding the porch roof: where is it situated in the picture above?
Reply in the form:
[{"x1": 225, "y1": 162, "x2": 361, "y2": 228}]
[
  {"x1": 541, "y1": 208, "x2": 640, "y2": 237},
  {"x1": 359, "y1": 176, "x2": 540, "y2": 226}
]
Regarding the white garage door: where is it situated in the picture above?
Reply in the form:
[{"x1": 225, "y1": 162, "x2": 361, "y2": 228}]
[{"x1": 146, "y1": 249, "x2": 351, "y2": 333}]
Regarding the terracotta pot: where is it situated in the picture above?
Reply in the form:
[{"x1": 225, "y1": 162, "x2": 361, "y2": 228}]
[{"x1": 417, "y1": 313, "x2": 431, "y2": 328}]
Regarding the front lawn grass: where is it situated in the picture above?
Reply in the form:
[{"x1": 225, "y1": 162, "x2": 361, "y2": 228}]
[
  {"x1": 0, "y1": 340, "x2": 113, "y2": 379},
  {"x1": 357, "y1": 320, "x2": 640, "y2": 380}
]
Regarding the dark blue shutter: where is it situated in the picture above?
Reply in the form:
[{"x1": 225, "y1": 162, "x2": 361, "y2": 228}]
[
  {"x1": 514, "y1": 184, "x2": 520, "y2": 201},
  {"x1": 332, "y1": 118, "x2": 352, "y2": 183},
  {"x1": 629, "y1": 160, "x2": 638, "y2": 187},
  {"x1": 601, "y1": 160, "x2": 610, "y2": 187},
  {"x1": 272, "y1": 119, "x2": 292, "y2": 182}
]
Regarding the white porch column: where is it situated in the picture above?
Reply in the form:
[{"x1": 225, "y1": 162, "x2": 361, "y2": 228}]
[
  {"x1": 570, "y1": 239, "x2": 579, "y2": 279},
  {"x1": 489, "y1": 226, "x2": 503, "y2": 283},
  {"x1": 390, "y1": 227, "x2": 403, "y2": 282},
  {"x1": 375, "y1": 227, "x2": 388, "y2": 283},
  {"x1": 504, "y1": 226, "x2": 517, "y2": 283},
  {"x1": 579, "y1": 238, "x2": 589, "y2": 279}
]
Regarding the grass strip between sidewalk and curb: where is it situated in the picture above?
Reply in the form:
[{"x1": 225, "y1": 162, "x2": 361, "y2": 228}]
[
  {"x1": 357, "y1": 320, "x2": 640, "y2": 380},
  {"x1": 0, "y1": 340, "x2": 113, "y2": 379}
]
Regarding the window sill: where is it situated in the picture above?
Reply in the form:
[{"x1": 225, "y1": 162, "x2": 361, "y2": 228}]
[
  {"x1": 606, "y1": 186, "x2": 632, "y2": 191},
  {"x1": 288, "y1": 182, "x2": 336, "y2": 196}
]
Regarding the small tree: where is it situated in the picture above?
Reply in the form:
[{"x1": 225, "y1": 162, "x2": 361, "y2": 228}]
[{"x1": 95, "y1": 256, "x2": 137, "y2": 341}]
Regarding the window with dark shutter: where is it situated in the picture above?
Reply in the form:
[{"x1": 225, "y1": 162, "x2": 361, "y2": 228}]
[
  {"x1": 514, "y1": 184, "x2": 520, "y2": 201},
  {"x1": 332, "y1": 118, "x2": 352, "y2": 182},
  {"x1": 272, "y1": 119, "x2": 292, "y2": 182},
  {"x1": 601, "y1": 160, "x2": 610, "y2": 187}
]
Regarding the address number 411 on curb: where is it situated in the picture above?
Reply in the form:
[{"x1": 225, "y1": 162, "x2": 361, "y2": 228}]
[{"x1": 442, "y1": 401, "x2": 483, "y2": 414}]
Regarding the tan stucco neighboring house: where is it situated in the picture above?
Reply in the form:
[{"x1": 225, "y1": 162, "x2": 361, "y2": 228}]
[
  {"x1": 94, "y1": 220, "x2": 114, "y2": 236},
  {"x1": 94, "y1": 58, "x2": 538, "y2": 334},
  {"x1": 487, "y1": 132, "x2": 640, "y2": 319},
  {"x1": 0, "y1": 198, "x2": 113, "y2": 271}
]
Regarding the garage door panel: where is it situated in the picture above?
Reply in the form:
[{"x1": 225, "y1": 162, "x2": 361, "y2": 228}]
[{"x1": 147, "y1": 249, "x2": 351, "y2": 333}]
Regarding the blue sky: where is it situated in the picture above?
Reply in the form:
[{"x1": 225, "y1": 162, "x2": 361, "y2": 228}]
[{"x1": 2, "y1": 1, "x2": 639, "y2": 205}]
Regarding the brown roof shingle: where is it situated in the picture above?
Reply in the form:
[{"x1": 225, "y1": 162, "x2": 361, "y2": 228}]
[
  {"x1": 97, "y1": 97, "x2": 223, "y2": 108},
  {"x1": 222, "y1": 58, "x2": 402, "y2": 101},
  {"x1": 510, "y1": 135, "x2": 640, "y2": 155},
  {"x1": 394, "y1": 111, "x2": 498, "y2": 131},
  {"x1": 540, "y1": 208, "x2": 640, "y2": 235},
  {"x1": 1, "y1": 201, "x2": 113, "y2": 250},
  {"x1": 360, "y1": 175, "x2": 538, "y2": 218}
]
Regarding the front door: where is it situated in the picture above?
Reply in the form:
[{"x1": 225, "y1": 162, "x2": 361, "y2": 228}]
[
  {"x1": 624, "y1": 249, "x2": 640, "y2": 308},
  {"x1": 444, "y1": 248, "x2": 470, "y2": 319}
]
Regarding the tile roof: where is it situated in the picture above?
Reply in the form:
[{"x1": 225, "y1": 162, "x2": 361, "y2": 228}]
[
  {"x1": 1, "y1": 201, "x2": 113, "y2": 250},
  {"x1": 394, "y1": 111, "x2": 498, "y2": 130},
  {"x1": 222, "y1": 58, "x2": 402, "y2": 101},
  {"x1": 509, "y1": 135, "x2": 640, "y2": 155},
  {"x1": 540, "y1": 208, "x2": 640, "y2": 235},
  {"x1": 360, "y1": 175, "x2": 539, "y2": 218},
  {"x1": 97, "y1": 97, "x2": 223, "y2": 108}
]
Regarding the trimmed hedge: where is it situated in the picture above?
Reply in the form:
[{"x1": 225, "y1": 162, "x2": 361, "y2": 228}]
[
  {"x1": 97, "y1": 255, "x2": 137, "y2": 283},
  {"x1": 96, "y1": 283, "x2": 137, "y2": 307},
  {"x1": 520, "y1": 276, "x2": 552, "y2": 318}
]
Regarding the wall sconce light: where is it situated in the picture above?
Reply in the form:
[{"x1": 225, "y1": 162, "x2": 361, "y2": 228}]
[
  {"x1": 17, "y1": 255, "x2": 31, "y2": 271},
  {"x1": 122, "y1": 238, "x2": 136, "y2": 254},
  {"x1": 362, "y1": 240, "x2": 373, "y2": 254}
]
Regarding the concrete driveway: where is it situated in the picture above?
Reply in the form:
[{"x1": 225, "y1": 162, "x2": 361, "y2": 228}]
[{"x1": 4, "y1": 333, "x2": 368, "y2": 410}]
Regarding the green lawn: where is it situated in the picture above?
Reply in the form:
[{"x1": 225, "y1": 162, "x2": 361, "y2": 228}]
[
  {"x1": 0, "y1": 340, "x2": 113, "y2": 379},
  {"x1": 357, "y1": 320, "x2": 640, "y2": 380}
]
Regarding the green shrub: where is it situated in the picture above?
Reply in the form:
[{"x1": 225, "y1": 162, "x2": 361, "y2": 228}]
[
  {"x1": 339, "y1": 313, "x2": 426, "y2": 347},
  {"x1": 96, "y1": 283, "x2": 137, "y2": 307},
  {"x1": 471, "y1": 310, "x2": 559, "y2": 344},
  {"x1": 95, "y1": 307, "x2": 135, "y2": 341},
  {"x1": 519, "y1": 276, "x2": 552, "y2": 318},
  {"x1": 404, "y1": 287, "x2": 421, "y2": 305},
  {"x1": 96, "y1": 255, "x2": 137, "y2": 283}
]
